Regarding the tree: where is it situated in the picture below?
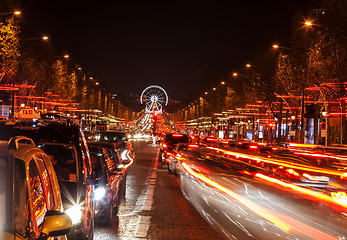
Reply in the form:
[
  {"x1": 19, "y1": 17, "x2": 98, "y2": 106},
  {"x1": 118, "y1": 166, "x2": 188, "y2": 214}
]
[{"x1": 0, "y1": 17, "x2": 19, "y2": 82}]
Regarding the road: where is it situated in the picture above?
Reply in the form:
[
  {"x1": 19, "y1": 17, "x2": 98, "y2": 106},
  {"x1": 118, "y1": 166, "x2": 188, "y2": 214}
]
[{"x1": 94, "y1": 140, "x2": 221, "y2": 240}]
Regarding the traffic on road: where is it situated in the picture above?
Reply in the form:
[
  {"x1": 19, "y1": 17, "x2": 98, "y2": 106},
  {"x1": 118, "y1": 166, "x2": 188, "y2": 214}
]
[{"x1": 2, "y1": 115, "x2": 347, "y2": 239}]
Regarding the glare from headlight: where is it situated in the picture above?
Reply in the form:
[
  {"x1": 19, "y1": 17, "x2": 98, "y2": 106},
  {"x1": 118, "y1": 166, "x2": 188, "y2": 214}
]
[
  {"x1": 65, "y1": 205, "x2": 82, "y2": 224},
  {"x1": 94, "y1": 186, "x2": 106, "y2": 201},
  {"x1": 121, "y1": 150, "x2": 128, "y2": 160}
]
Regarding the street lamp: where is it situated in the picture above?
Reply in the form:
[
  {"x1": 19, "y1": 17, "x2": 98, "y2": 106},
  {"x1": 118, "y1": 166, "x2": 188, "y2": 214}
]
[
  {"x1": 21, "y1": 36, "x2": 49, "y2": 41},
  {"x1": 0, "y1": 10, "x2": 21, "y2": 16},
  {"x1": 304, "y1": 21, "x2": 313, "y2": 26}
]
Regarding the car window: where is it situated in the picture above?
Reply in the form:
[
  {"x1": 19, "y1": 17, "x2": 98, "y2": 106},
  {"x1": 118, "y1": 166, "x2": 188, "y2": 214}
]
[
  {"x1": 29, "y1": 158, "x2": 47, "y2": 230},
  {"x1": 103, "y1": 148, "x2": 116, "y2": 172},
  {"x1": 14, "y1": 158, "x2": 29, "y2": 236},
  {"x1": 101, "y1": 132, "x2": 127, "y2": 143},
  {"x1": 40, "y1": 144, "x2": 78, "y2": 181},
  {"x1": 90, "y1": 151, "x2": 104, "y2": 178},
  {"x1": 108, "y1": 147, "x2": 121, "y2": 165},
  {"x1": 80, "y1": 129, "x2": 92, "y2": 178},
  {"x1": 35, "y1": 154, "x2": 55, "y2": 210},
  {"x1": 0, "y1": 158, "x2": 7, "y2": 230}
]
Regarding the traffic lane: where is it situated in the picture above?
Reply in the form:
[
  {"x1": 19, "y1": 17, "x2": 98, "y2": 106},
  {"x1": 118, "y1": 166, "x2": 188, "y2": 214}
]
[
  {"x1": 147, "y1": 165, "x2": 223, "y2": 239},
  {"x1": 95, "y1": 140, "x2": 158, "y2": 239},
  {"x1": 95, "y1": 140, "x2": 222, "y2": 240},
  {"x1": 178, "y1": 156, "x2": 347, "y2": 240}
]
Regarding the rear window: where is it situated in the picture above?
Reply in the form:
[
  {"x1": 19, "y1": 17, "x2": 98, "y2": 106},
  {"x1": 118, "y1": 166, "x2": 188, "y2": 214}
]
[
  {"x1": 100, "y1": 132, "x2": 127, "y2": 143},
  {"x1": 164, "y1": 134, "x2": 189, "y2": 145}
]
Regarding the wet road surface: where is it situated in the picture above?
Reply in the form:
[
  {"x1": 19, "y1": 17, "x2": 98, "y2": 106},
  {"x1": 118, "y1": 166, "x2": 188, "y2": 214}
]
[{"x1": 94, "y1": 140, "x2": 221, "y2": 240}]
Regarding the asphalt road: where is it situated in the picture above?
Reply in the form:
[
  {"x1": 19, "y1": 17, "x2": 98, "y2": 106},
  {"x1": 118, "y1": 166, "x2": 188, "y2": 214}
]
[{"x1": 94, "y1": 140, "x2": 222, "y2": 240}]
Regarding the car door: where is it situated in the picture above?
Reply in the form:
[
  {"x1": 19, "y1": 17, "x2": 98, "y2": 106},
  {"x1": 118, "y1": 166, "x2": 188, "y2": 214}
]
[
  {"x1": 102, "y1": 148, "x2": 121, "y2": 205},
  {"x1": 26, "y1": 156, "x2": 51, "y2": 238}
]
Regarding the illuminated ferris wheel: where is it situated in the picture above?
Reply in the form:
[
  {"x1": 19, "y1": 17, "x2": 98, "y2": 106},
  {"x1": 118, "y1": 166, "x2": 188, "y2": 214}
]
[{"x1": 140, "y1": 85, "x2": 168, "y2": 114}]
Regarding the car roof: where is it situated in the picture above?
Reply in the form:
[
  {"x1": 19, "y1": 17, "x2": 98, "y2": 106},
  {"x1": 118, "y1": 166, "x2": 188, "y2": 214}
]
[
  {"x1": 0, "y1": 140, "x2": 44, "y2": 162},
  {"x1": 87, "y1": 141, "x2": 115, "y2": 148},
  {"x1": 0, "y1": 121, "x2": 81, "y2": 144}
]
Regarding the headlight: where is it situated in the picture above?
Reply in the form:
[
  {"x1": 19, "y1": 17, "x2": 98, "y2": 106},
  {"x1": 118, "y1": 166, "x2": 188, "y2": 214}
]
[
  {"x1": 65, "y1": 205, "x2": 82, "y2": 224},
  {"x1": 121, "y1": 150, "x2": 128, "y2": 160},
  {"x1": 94, "y1": 186, "x2": 106, "y2": 201}
]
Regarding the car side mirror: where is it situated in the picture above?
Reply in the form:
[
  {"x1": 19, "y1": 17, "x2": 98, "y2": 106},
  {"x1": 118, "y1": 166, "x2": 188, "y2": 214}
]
[
  {"x1": 39, "y1": 210, "x2": 72, "y2": 240},
  {"x1": 113, "y1": 164, "x2": 125, "y2": 175}
]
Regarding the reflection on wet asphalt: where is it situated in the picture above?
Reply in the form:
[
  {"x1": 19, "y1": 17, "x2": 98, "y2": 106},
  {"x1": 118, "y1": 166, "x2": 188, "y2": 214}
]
[{"x1": 94, "y1": 141, "x2": 158, "y2": 240}]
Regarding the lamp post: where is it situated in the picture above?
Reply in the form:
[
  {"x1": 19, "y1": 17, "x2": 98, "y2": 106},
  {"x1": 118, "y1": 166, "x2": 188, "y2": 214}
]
[{"x1": 0, "y1": 11, "x2": 21, "y2": 16}]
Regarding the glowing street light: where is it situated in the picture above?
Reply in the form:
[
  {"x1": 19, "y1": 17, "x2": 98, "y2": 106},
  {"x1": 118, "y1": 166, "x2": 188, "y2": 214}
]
[
  {"x1": 304, "y1": 21, "x2": 313, "y2": 26},
  {"x1": 21, "y1": 36, "x2": 49, "y2": 41},
  {"x1": 246, "y1": 64, "x2": 251, "y2": 68},
  {"x1": 233, "y1": 72, "x2": 238, "y2": 77},
  {"x1": 272, "y1": 44, "x2": 290, "y2": 50},
  {"x1": 64, "y1": 54, "x2": 70, "y2": 59},
  {"x1": 0, "y1": 10, "x2": 21, "y2": 16},
  {"x1": 221, "y1": 81, "x2": 225, "y2": 85},
  {"x1": 205, "y1": 92, "x2": 208, "y2": 95},
  {"x1": 213, "y1": 88, "x2": 216, "y2": 91}
]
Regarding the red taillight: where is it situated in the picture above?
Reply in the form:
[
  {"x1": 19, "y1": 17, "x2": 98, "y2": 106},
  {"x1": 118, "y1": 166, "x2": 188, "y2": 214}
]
[
  {"x1": 188, "y1": 144, "x2": 199, "y2": 148},
  {"x1": 207, "y1": 137, "x2": 217, "y2": 142},
  {"x1": 176, "y1": 153, "x2": 182, "y2": 158},
  {"x1": 250, "y1": 145, "x2": 258, "y2": 150},
  {"x1": 173, "y1": 134, "x2": 183, "y2": 137},
  {"x1": 287, "y1": 168, "x2": 300, "y2": 177}
]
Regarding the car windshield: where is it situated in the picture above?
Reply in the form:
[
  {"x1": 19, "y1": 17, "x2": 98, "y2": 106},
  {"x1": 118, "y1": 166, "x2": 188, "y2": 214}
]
[
  {"x1": 100, "y1": 132, "x2": 127, "y2": 143},
  {"x1": 39, "y1": 144, "x2": 77, "y2": 181}
]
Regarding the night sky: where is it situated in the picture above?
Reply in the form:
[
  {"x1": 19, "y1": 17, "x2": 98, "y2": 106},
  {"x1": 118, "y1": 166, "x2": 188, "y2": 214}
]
[{"x1": 20, "y1": 0, "x2": 321, "y2": 102}]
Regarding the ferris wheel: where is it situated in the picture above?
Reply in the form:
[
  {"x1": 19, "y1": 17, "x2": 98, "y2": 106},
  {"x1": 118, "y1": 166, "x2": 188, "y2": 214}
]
[{"x1": 140, "y1": 85, "x2": 168, "y2": 114}]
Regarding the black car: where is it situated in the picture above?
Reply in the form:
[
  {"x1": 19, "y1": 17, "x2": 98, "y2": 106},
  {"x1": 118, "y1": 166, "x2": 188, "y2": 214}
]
[
  {"x1": 99, "y1": 131, "x2": 135, "y2": 164},
  {"x1": 87, "y1": 142, "x2": 124, "y2": 227},
  {"x1": 0, "y1": 120, "x2": 96, "y2": 240},
  {"x1": 159, "y1": 133, "x2": 189, "y2": 166}
]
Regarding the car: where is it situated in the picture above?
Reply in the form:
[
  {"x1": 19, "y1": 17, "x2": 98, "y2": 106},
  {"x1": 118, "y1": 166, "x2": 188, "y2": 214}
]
[
  {"x1": 87, "y1": 142, "x2": 125, "y2": 226},
  {"x1": 159, "y1": 133, "x2": 189, "y2": 167},
  {"x1": 99, "y1": 131, "x2": 135, "y2": 164},
  {"x1": 0, "y1": 136, "x2": 72, "y2": 240},
  {"x1": 0, "y1": 120, "x2": 96, "y2": 240},
  {"x1": 167, "y1": 143, "x2": 206, "y2": 175}
]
